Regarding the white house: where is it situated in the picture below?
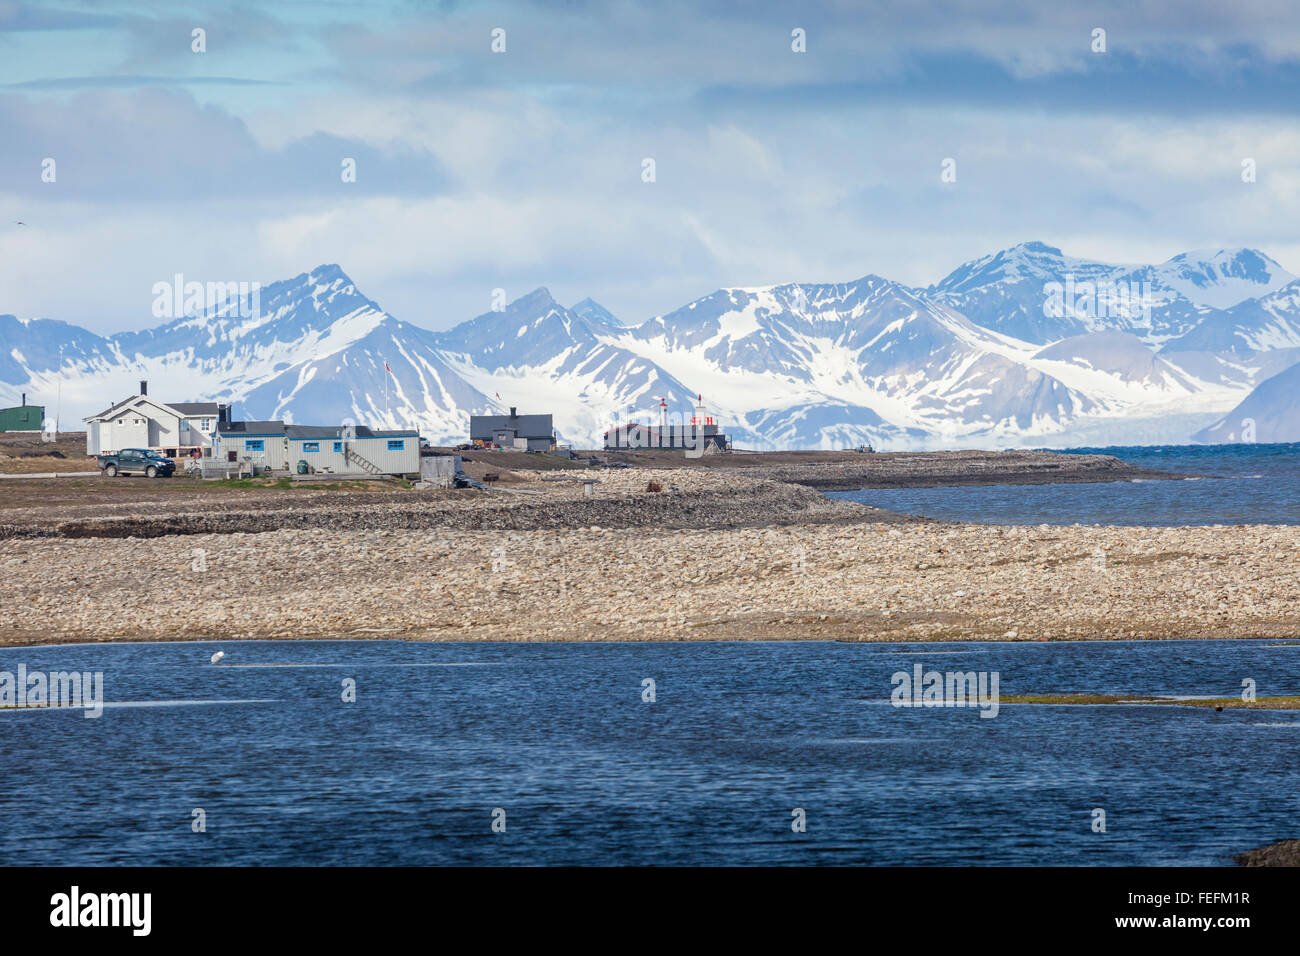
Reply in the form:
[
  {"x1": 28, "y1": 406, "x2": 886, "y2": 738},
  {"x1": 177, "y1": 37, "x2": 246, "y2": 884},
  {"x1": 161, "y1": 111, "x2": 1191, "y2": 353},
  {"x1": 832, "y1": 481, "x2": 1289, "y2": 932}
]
[{"x1": 84, "y1": 382, "x2": 231, "y2": 457}]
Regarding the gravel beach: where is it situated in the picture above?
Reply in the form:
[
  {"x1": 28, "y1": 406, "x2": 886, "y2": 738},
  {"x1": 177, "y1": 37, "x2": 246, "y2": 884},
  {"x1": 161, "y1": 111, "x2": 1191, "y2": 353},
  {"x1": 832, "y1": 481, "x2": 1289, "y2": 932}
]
[{"x1": 0, "y1": 453, "x2": 1295, "y2": 647}]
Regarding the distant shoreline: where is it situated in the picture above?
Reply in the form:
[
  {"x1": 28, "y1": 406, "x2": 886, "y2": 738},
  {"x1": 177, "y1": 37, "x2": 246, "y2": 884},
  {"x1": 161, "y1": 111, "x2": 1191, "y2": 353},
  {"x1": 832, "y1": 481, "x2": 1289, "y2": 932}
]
[{"x1": 570, "y1": 446, "x2": 1179, "y2": 491}]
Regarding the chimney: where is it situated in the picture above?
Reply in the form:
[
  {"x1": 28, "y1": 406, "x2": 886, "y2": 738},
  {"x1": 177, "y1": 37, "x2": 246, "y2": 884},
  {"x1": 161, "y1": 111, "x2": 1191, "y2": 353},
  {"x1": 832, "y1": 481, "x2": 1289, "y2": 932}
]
[
  {"x1": 509, "y1": 406, "x2": 517, "y2": 418},
  {"x1": 20, "y1": 392, "x2": 25, "y2": 407},
  {"x1": 140, "y1": 380, "x2": 148, "y2": 396}
]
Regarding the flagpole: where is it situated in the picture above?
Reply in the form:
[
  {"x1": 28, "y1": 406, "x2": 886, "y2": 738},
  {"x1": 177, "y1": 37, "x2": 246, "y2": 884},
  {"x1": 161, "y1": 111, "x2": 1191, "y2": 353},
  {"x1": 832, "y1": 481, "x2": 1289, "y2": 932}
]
[{"x1": 384, "y1": 359, "x2": 390, "y2": 428}]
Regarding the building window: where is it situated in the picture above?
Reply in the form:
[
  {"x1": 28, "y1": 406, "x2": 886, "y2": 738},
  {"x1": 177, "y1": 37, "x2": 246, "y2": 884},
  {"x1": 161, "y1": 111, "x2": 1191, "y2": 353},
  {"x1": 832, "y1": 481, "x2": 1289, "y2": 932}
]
[
  {"x1": 333, "y1": 441, "x2": 343, "y2": 452},
  {"x1": 246, "y1": 440, "x2": 264, "y2": 451},
  {"x1": 302, "y1": 442, "x2": 320, "y2": 452},
  {"x1": 387, "y1": 439, "x2": 405, "y2": 450},
  {"x1": 200, "y1": 418, "x2": 210, "y2": 430}
]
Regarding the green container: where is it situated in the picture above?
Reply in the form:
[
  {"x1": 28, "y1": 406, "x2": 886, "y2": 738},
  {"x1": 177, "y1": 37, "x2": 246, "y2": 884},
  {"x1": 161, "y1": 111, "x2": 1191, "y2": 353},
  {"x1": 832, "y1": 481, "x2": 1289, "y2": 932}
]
[{"x1": 296, "y1": 460, "x2": 308, "y2": 475}]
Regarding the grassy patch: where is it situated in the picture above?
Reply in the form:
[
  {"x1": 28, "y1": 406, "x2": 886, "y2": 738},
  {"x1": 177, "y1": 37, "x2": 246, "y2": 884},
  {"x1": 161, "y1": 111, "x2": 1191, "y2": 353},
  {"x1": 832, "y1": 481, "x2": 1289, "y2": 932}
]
[
  {"x1": 1001, "y1": 693, "x2": 1300, "y2": 710},
  {"x1": 217, "y1": 476, "x2": 287, "y2": 489}
]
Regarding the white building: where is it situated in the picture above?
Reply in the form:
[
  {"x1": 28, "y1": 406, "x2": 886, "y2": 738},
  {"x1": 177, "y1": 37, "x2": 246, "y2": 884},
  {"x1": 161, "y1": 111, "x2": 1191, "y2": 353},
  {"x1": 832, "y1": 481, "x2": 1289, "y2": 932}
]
[
  {"x1": 213, "y1": 421, "x2": 421, "y2": 477},
  {"x1": 84, "y1": 382, "x2": 230, "y2": 456}
]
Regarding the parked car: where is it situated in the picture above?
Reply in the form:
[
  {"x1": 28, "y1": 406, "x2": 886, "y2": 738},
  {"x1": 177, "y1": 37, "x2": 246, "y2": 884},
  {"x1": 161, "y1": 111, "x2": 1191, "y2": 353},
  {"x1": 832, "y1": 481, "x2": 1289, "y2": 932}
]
[{"x1": 98, "y1": 448, "x2": 176, "y2": 478}]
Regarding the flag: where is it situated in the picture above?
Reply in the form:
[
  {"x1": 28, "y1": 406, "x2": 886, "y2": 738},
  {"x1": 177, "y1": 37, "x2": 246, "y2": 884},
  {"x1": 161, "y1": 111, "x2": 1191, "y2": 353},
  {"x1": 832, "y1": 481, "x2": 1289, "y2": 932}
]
[
  {"x1": 496, "y1": 392, "x2": 501, "y2": 400},
  {"x1": 384, "y1": 361, "x2": 391, "y2": 373}
]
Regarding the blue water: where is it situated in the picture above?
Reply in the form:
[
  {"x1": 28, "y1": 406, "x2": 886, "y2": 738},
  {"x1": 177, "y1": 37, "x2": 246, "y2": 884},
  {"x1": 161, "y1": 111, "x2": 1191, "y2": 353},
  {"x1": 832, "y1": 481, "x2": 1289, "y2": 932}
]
[
  {"x1": 3, "y1": 639, "x2": 1299, "y2": 866},
  {"x1": 827, "y1": 442, "x2": 1300, "y2": 526}
]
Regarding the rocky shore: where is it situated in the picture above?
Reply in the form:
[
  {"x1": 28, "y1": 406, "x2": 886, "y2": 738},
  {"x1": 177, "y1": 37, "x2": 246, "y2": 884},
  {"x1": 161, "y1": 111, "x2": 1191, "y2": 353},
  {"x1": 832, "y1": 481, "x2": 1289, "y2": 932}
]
[
  {"x1": 0, "y1": 450, "x2": 1292, "y2": 647},
  {"x1": 0, "y1": 470, "x2": 897, "y2": 539},
  {"x1": 2, "y1": 478, "x2": 1296, "y2": 644}
]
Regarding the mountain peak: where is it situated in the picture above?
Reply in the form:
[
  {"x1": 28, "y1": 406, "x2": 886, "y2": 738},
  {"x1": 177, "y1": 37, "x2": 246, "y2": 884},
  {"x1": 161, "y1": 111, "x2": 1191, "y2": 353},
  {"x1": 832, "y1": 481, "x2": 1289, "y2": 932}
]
[
  {"x1": 1152, "y1": 247, "x2": 1294, "y2": 309},
  {"x1": 1009, "y1": 240, "x2": 1065, "y2": 257},
  {"x1": 571, "y1": 297, "x2": 623, "y2": 328},
  {"x1": 1167, "y1": 247, "x2": 1271, "y2": 264},
  {"x1": 307, "y1": 263, "x2": 352, "y2": 285},
  {"x1": 507, "y1": 287, "x2": 556, "y2": 311}
]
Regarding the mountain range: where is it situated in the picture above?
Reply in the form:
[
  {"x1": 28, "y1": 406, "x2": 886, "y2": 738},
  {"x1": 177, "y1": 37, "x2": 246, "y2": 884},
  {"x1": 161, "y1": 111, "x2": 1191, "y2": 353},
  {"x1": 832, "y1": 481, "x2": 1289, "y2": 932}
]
[{"x1": 4, "y1": 242, "x2": 1300, "y2": 449}]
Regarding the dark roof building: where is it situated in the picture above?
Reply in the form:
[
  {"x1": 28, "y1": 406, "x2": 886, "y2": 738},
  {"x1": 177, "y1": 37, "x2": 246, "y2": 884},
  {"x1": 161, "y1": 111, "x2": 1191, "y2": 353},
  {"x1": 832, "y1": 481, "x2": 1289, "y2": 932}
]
[{"x1": 469, "y1": 407, "x2": 554, "y2": 451}]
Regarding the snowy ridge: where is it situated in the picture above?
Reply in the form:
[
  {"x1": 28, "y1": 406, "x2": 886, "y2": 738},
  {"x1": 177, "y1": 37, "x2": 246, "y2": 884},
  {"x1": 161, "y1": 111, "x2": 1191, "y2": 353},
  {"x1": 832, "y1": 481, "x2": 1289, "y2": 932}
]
[{"x1": 6, "y1": 244, "x2": 1300, "y2": 447}]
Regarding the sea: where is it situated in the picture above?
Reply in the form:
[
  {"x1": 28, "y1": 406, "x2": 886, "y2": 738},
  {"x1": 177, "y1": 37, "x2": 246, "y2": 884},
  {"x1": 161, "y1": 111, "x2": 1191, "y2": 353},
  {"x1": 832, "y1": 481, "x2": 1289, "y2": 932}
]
[
  {"x1": 825, "y1": 442, "x2": 1300, "y2": 526},
  {"x1": 2, "y1": 638, "x2": 1298, "y2": 866}
]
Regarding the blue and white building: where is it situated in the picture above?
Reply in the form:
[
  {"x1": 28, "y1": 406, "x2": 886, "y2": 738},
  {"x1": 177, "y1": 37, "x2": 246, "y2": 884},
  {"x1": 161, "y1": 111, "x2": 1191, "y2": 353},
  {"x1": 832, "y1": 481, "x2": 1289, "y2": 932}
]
[{"x1": 213, "y1": 421, "x2": 421, "y2": 476}]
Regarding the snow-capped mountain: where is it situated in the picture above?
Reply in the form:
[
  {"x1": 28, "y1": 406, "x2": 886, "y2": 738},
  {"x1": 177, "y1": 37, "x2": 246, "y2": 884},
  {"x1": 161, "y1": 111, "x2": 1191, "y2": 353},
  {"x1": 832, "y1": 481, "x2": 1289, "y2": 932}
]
[
  {"x1": 1194, "y1": 361, "x2": 1300, "y2": 443},
  {"x1": 928, "y1": 242, "x2": 1294, "y2": 347},
  {"x1": 1032, "y1": 332, "x2": 1197, "y2": 390},
  {"x1": 615, "y1": 277, "x2": 1099, "y2": 447},
  {"x1": 1159, "y1": 278, "x2": 1300, "y2": 354},
  {"x1": 1150, "y1": 248, "x2": 1295, "y2": 310},
  {"x1": 1, "y1": 266, "x2": 496, "y2": 438},
  {"x1": 6, "y1": 244, "x2": 1300, "y2": 448}
]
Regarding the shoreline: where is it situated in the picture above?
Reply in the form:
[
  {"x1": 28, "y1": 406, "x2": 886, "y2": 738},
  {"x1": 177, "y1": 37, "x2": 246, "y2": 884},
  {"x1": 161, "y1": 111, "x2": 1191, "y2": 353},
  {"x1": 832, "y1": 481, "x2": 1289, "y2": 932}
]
[
  {"x1": 0, "y1": 448, "x2": 1176, "y2": 540},
  {"x1": 0, "y1": 448, "x2": 1290, "y2": 648}
]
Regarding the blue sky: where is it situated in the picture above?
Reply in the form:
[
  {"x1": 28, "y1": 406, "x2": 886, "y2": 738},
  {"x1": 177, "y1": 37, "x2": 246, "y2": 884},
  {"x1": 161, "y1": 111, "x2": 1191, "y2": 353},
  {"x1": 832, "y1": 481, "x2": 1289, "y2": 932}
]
[{"x1": 4, "y1": 0, "x2": 1300, "y2": 333}]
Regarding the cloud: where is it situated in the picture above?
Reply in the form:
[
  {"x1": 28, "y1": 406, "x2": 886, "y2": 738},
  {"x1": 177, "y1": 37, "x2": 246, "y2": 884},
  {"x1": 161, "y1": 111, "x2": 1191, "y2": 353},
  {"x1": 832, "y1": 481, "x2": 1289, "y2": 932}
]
[
  {"x1": 0, "y1": 89, "x2": 453, "y2": 201},
  {"x1": 0, "y1": 2, "x2": 121, "y2": 32},
  {"x1": 5, "y1": 0, "x2": 1300, "y2": 336},
  {"x1": 4, "y1": 74, "x2": 280, "y2": 88}
]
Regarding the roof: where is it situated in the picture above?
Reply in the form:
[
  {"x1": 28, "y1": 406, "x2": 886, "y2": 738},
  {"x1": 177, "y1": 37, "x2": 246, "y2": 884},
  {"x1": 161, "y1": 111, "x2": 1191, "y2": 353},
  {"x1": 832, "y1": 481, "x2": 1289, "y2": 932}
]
[
  {"x1": 85, "y1": 394, "x2": 223, "y2": 422},
  {"x1": 216, "y1": 420, "x2": 286, "y2": 435},
  {"x1": 214, "y1": 422, "x2": 419, "y2": 439},
  {"x1": 85, "y1": 394, "x2": 176, "y2": 422},
  {"x1": 469, "y1": 413, "x2": 553, "y2": 439},
  {"x1": 169, "y1": 402, "x2": 225, "y2": 416},
  {"x1": 286, "y1": 424, "x2": 418, "y2": 439}
]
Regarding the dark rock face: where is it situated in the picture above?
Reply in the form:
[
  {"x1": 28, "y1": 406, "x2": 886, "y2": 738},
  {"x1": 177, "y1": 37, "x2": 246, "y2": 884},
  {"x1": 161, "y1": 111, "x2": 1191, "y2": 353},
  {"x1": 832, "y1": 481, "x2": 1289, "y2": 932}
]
[{"x1": 1236, "y1": 839, "x2": 1300, "y2": 866}]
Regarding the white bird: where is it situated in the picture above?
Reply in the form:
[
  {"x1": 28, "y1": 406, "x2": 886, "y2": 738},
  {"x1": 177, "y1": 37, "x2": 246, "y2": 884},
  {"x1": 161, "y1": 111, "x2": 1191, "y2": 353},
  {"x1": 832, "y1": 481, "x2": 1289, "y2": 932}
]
[{"x1": 210, "y1": 651, "x2": 225, "y2": 665}]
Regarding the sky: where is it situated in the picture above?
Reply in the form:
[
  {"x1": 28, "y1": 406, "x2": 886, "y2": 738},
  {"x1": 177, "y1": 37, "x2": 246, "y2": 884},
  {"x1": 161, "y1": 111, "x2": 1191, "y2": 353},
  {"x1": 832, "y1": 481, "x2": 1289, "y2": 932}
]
[{"x1": 4, "y1": 0, "x2": 1300, "y2": 334}]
